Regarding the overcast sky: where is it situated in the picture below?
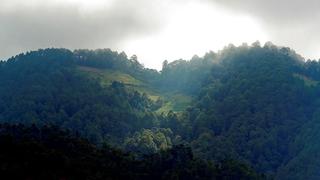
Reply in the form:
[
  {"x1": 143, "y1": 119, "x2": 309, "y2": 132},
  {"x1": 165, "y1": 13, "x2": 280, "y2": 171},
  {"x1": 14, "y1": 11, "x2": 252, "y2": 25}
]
[{"x1": 1, "y1": 0, "x2": 320, "y2": 69}]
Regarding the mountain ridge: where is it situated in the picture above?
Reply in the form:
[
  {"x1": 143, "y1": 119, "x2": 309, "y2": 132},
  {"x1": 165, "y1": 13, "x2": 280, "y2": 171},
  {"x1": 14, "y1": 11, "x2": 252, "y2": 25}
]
[{"x1": 1, "y1": 43, "x2": 320, "y2": 178}]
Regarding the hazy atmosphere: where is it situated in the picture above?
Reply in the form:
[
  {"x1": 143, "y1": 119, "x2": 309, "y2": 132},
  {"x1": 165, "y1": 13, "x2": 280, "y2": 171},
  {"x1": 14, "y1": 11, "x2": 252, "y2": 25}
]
[
  {"x1": 1, "y1": 0, "x2": 320, "y2": 69},
  {"x1": 3, "y1": 1, "x2": 320, "y2": 179}
]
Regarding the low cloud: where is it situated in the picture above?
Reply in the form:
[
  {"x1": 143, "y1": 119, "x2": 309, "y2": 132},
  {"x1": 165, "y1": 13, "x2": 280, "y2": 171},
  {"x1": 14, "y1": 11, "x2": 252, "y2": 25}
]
[
  {"x1": 0, "y1": 0, "x2": 167, "y2": 59},
  {"x1": 210, "y1": 0, "x2": 320, "y2": 59},
  {"x1": 1, "y1": 0, "x2": 320, "y2": 65}
]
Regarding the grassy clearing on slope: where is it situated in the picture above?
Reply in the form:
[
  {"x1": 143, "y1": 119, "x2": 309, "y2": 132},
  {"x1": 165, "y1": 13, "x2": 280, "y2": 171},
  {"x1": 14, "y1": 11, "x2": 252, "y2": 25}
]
[
  {"x1": 78, "y1": 66, "x2": 162, "y2": 102},
  {"x1": 293, "y1": 73, "x2": 319, "y2": 86},
  {"x1": 77, "y1": 66, "x2": 143, "y2": 86},
  {"x1": 77, "y1": 65, "x2": 192, "y2": 113},
  {"x1": 156, "y1": 93, "x2": 192, "y2": 113}
]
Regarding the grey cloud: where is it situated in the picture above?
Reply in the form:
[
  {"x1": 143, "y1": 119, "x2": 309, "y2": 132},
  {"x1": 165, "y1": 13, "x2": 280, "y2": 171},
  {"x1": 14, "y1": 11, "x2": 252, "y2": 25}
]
[
  {"x1": 211, "y1": 0, "x2": 320, "y2": 25},
  {"x1": 209, "y1": 0, "x2": 320, "y2": 59},
  {"x1": 0, "y1": 0, "x2": 166, "y2": 60},
  {"x1": 1, "y1": 0, "x2": 320, "y2": 62}
]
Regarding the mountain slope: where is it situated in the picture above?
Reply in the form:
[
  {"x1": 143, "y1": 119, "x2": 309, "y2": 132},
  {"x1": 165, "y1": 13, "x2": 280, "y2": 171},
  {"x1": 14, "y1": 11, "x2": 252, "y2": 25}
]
[
  {"x1": 0, "y1": 49, "x2": 160, "y2": 145},
  {"x1": 2, "y1": 44, "x2": 320, "y2": 178},
  {"x1": 185, "y1": 44, "x2": 320, "y2": 177}
]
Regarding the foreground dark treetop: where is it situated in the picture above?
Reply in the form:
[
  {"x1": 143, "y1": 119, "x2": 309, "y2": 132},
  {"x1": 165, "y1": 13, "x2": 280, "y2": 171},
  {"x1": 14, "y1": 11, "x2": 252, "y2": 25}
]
[{"x1": 0, "y1": 124, "x2": 263, "y2": 180}]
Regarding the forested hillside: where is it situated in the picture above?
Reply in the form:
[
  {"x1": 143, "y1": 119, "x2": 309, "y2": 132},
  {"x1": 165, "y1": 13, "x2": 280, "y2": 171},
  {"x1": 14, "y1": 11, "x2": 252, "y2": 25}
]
[
  {"x1": 184, "y1": 43, "x2": 320, "y2": 178},
  {"x1": 0, "y1": 49, "x2": 162, "y2": 146},
  {"x1": 1, "y1": 42, "x2": 320, "y2": 179},
  {"x1": 0, "y1": 124, "x2": 262, "y2": 180}
]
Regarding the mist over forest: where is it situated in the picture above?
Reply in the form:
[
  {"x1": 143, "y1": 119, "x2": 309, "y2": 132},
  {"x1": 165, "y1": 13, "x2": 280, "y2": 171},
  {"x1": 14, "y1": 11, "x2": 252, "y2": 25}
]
[
  {"x1": 2, "y1": 0, "x2": 320, "y2": 179},
  {"x1": 1, "y1": 42, "x2": 320, "y2": 179}
]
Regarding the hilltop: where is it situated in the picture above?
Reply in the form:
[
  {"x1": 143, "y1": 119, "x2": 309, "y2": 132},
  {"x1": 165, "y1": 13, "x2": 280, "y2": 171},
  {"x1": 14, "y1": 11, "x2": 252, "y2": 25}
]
[{"x1": 1, "y1": 43, "x2": 320, "y2": 178}]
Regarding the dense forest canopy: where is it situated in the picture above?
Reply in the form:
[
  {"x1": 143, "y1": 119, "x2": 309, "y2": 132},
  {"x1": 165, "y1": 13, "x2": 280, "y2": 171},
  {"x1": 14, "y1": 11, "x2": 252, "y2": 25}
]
[
  {"x1": 0, "y1": 124, "x2": 262, "y2": 180},
  {"x1": 1, "y1": 42, "x2": 320, "y2": 179}
]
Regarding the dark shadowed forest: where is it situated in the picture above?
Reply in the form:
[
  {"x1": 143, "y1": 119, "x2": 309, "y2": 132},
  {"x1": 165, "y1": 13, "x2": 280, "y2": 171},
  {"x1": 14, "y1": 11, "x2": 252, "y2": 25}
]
[{"x1": 1, "y1": 42, "x2": 320, "y2": 179}]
